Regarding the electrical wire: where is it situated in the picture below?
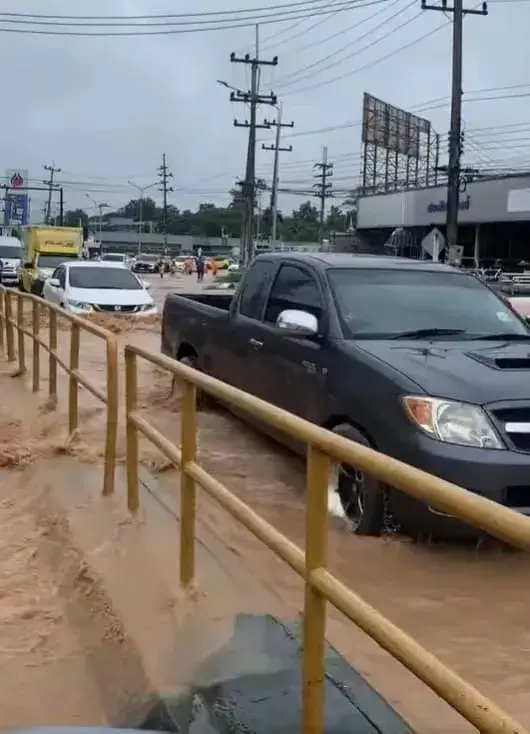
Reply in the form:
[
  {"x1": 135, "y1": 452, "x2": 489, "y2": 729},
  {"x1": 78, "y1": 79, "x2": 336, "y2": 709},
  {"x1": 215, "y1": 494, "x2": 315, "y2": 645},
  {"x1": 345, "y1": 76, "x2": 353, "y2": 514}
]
[
  {"x1": 0, "y1": 0, "x2": 389, "y2": 35},
  {"x1": 0, "y1": 0, "x2": 367, "y2": 21},
  {"x1": 275, "y1": 0, "x2": 419, "y2": 88}
]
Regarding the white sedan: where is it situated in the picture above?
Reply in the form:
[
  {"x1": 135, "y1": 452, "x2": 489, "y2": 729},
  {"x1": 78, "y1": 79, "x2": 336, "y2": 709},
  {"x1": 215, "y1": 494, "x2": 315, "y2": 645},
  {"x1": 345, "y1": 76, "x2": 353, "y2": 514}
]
[{"x1": 42, "y1": 261, "x2": 157, "y2": 315}]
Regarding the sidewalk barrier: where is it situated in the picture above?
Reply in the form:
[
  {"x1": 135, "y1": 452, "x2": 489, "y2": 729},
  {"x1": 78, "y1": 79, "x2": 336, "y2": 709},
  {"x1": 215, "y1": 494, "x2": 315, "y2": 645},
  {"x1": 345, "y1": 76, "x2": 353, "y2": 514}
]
[
  {"x1": 0, "y1": 286, "x2": 118, "y2": 495},
  {"x1": 124, "y1": 343, "x2": 529, "y2": 734}
]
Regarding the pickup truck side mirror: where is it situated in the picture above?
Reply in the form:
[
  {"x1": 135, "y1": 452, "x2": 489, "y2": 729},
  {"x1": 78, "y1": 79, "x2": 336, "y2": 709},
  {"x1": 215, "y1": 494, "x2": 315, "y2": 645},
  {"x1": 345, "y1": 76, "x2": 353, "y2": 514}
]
[{"x1": 276, "y1": 309, "x2": 319, "y2": 337}]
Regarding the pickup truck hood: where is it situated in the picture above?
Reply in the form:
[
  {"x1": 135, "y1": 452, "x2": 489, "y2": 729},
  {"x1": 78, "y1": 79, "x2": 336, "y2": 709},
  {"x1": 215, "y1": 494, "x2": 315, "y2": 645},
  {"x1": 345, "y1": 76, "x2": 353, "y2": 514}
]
[{"x1": 357, "y1": 339, "x2": 530, "y2": 404}]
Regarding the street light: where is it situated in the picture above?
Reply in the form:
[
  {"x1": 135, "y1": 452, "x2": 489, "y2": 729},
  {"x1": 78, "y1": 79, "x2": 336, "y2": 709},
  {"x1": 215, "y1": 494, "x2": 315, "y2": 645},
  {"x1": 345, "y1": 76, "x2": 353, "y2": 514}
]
[
  {"x1": 86, "y1": 194, "x2": 109, "y2": 246},
  {"x1": 128, "y1": 180, "x2": 158, "y2": 256}
]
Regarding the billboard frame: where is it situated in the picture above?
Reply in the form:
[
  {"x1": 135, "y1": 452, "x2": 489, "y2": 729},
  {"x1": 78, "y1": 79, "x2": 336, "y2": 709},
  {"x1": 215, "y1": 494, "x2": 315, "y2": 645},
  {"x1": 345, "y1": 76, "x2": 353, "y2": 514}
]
[{"x1": 360, "y1": 93, "x2": 440, "y2": 195}]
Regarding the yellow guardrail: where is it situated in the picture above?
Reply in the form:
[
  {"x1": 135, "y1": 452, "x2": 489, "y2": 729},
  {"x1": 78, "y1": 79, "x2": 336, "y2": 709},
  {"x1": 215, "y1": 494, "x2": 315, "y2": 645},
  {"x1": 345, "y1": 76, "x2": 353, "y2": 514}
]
[
  {"x1": 0, "y1": 286, "x2": 118, "y2": 495},
  {"x1": 124, "y1": 343, "x2": 529, "y2": 734}
]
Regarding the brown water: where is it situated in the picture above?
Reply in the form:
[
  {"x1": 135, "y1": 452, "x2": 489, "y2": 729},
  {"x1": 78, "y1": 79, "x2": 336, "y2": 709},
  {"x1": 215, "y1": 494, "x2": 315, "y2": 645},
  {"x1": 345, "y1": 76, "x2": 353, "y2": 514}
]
[{"x1": 2, "y1": 273, "x2": 530, "y2": 731}]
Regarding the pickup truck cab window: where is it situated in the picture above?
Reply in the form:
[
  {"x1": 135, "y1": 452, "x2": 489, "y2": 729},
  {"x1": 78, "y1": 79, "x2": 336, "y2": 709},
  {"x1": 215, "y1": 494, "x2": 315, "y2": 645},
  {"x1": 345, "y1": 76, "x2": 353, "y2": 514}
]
[
  {"x1": 264, "y1": 264, "x2": 323, "y2": 324},
  {"x1": 328, "y1": 267, "x2": 528, "y2": 338},
  {"x1": 239, "y1": 260, "x2": 275, "y2": 320}
]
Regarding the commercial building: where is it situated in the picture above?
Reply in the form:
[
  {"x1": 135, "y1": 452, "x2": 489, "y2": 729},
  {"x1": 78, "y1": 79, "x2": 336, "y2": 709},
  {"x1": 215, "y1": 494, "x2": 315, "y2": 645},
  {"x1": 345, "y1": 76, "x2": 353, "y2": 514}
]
[{"x1": 357, "y1": 173, "x2": 530, "y2": 264}]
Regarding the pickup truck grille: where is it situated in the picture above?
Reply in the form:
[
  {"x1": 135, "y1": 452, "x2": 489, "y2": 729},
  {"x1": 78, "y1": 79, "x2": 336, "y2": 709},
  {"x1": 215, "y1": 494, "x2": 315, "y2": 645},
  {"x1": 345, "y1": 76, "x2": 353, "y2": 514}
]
[
  {"x1": 489, "y1": 405, "x2": 530, "y2": 452},
  {"x1": 94, "y1": 304, "x2": 139, "y2": 314}
]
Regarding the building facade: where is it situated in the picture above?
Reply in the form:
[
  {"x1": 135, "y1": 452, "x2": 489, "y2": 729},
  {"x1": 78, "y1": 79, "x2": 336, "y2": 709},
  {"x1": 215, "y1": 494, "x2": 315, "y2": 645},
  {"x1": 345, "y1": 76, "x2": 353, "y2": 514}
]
[
  {"x1": 357, "y1": 174, "x2": 530, "y2": 230},
  {"x1": 357, "y1": 173, "x2": 530, "y2": 263}
]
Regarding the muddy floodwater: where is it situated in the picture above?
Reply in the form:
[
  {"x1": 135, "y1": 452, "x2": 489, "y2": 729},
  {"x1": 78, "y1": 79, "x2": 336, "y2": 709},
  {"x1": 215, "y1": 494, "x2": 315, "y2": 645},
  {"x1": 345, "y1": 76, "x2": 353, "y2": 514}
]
[{"x1": 1, "y1": 271, "x2": 530, "y2": 731}]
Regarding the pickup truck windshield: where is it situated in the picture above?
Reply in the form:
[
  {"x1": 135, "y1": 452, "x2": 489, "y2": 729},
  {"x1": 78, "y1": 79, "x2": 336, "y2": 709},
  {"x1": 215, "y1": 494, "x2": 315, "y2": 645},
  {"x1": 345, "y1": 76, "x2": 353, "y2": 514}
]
[{"x1": 328, "y1": 268, "x2": 528, "y2": 339}]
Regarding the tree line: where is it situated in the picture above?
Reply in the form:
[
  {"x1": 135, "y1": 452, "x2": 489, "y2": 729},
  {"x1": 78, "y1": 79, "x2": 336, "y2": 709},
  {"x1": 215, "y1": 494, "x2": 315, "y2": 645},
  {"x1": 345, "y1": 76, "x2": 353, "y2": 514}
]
[{"x1": 60, "y1": 189, "x2": 358, "y2": 243}]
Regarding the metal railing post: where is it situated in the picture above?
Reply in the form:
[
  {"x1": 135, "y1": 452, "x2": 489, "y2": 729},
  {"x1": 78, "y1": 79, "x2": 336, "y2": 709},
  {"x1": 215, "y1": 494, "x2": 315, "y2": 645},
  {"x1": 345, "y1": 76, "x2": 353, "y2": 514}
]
[
  {"x1": 32, "y1": 300, "x2": 40, "y2": 392},
  {"x1": 68, "y1": 322, "x2": 80, "y2": 436},
  {"x1": 48, "y1": 308, "x2": 58, "y2": 405},
  {"x1": 5, "y1": 291, "x2": 14, "y2": 363},
  {"x1": 103, "y1": 339, "x2": 118, "y2": 496},
  {"x1": 16, "y1": 294, "x2": 26, "y2": 374},
  {"x1": 125, "y1": 348, "x2": 139, "y2": 513},
  {"x1": 180, "y1": 380, "x2": 197, "y2": 588},
  {"x1": 302, "y1": 445, "x2": 330, "y2": 734}
]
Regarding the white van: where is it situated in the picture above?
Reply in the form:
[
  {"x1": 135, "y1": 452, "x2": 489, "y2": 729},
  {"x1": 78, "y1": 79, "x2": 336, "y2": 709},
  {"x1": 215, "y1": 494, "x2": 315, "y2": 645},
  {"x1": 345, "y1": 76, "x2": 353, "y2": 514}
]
[{"x1": 0, "y1": 235, "x2": 22, "y2": 286}]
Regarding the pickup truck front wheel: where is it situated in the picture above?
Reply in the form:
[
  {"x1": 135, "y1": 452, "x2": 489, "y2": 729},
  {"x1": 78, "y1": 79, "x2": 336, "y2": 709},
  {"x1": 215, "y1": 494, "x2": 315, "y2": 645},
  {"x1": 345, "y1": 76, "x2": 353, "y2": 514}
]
[
  {"x1": 176, "y1": 353, "x2": 209, "y2": 409},
  {"x1": 330, "y1": 423, "x2": 384, "y2": 536}
]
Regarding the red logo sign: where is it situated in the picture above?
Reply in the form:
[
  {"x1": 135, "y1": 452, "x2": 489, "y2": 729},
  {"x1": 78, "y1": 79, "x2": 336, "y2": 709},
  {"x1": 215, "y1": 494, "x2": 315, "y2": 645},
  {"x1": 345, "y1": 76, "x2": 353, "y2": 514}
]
[{"x1": 10, "y1": 172, "x2": 24, "y2": 188}]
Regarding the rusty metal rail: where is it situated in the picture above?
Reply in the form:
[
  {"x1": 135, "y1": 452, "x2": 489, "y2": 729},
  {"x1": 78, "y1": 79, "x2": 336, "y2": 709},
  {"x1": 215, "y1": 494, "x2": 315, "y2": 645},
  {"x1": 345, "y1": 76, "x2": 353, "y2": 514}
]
[
  {"x1": 0, "y1": 286, "x2": 118, "y2": 495},
  {"x1": 124, "y1": 343, "x2": 529, "y2": 734}
]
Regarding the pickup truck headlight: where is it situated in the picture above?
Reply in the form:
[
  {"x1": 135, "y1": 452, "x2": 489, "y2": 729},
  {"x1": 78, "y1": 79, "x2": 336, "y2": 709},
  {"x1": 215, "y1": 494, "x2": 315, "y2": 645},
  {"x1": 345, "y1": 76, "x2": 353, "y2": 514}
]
[{"x1": 402, "y1": 396, "x2": 504, "y2": 449}]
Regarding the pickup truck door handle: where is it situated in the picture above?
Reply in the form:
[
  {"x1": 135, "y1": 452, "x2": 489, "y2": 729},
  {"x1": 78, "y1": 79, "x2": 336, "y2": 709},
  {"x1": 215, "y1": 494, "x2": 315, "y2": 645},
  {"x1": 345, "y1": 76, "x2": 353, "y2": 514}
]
[{"x1": 249, "y1": 337, "x2": 263, "y2": 349}]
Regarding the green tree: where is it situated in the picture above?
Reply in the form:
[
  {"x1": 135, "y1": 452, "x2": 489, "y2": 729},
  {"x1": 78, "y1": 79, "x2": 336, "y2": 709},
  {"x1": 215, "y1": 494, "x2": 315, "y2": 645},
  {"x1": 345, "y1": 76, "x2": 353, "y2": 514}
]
[{"x1": 61, "y1": 208, "x2": 89, "y2": 227}]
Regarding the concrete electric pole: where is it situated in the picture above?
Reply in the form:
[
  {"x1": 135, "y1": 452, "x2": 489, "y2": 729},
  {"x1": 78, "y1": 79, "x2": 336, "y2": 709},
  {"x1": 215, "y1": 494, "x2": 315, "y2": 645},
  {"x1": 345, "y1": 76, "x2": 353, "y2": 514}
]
[
  {"x1": 228, "y1": 25, "x2": 278, "y2": 265},
  {"x1": 262, "y1": 103, "x2": 294, "y2": 247},
  {"x1": 313, "y1": 146, "x2": 333, "y2": 245},
  {"x1": 421, "y1": 0, "x2": 487, "y2": 253},
  {"x1": 43, "y1": 162, "x2": 61, "y2": 225},
  {"x1": 157, "y1": 154, "x2": 174, "y2": 254}
]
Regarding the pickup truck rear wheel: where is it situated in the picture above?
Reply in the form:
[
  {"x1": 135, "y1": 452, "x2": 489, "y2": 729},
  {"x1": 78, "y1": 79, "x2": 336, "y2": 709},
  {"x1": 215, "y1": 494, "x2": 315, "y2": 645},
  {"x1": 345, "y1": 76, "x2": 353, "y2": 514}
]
[{"x1": 330, "y1": 423, "x2": 383, "y2": 536}]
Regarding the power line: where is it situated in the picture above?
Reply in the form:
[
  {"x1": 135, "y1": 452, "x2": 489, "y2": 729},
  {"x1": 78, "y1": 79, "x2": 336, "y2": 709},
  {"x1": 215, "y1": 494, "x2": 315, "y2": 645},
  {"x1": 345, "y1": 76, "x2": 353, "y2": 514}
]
[
  {"x1": 0, "y1": 0, "x2": 377, "y2": 21},
  {"x1": 0, "y1": 0, "x2": 388, "y2": 36},
  {"x1": 279, "y1": 0, "x2": 404, "y2": 57},
  {"x1": 275, "y1": 0, "x2": 418, "y2": 88}
]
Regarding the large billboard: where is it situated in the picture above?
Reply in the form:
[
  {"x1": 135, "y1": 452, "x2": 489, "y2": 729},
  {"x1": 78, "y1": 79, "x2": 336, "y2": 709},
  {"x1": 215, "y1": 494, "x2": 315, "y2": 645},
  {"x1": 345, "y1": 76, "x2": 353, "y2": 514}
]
[
  {"x1": 360, "y1": 94, "x2": 439, "y2": 194},
  {"x1": 362, "y1": 93, "x2": 430, "y2": 158},
  {"x1": 3, "y1": 168, "x2": 30, "y2": 226}
]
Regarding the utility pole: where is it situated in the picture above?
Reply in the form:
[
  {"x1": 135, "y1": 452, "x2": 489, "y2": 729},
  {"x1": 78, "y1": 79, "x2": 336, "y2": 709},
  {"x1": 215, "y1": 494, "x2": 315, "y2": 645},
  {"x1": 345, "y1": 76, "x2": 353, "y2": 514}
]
[
  {"x1": 262, "y1": 103, "x2": 294, "y2": 248},
  {"x1": 157, "y1": 153, "x2": 173, "y2": 254},
  {"x1": 421, "y1": 0, "x2": 487, "y2": 253},
  {"x1": 229, "y1": 25, "x2": 278, "y2": 265},
  {"x1": 313, "y1": 146, "x2": 333, "y2": 245},
  {"x1": 43, "y1": 162, "x2": 61, "y2": 225}
]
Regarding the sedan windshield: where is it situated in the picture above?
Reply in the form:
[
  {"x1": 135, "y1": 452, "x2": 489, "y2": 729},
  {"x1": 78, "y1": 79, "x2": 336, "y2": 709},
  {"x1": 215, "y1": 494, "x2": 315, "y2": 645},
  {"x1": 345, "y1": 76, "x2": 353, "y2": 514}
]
[
  {"x1": 69, "y1": 266, "x2": 142, "y2": 290},
  {"x1": 0, "y1": 245, "x2": 21, "y2": 258},
  {"x1": 327, "y1": 268, "x2": 529, "y2": 339}
]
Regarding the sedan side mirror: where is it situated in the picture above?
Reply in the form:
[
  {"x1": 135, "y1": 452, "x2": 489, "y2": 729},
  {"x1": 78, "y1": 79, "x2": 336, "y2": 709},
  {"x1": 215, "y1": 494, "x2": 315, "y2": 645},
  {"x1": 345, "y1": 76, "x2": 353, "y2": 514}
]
[
  {"x1": 47, "y1": 278, "x2": 60, "y2": 288},
  {"x1": 141, "y1": 279, "x2": 151, "y2": 290},
  {"x1": 276, "y1": 309, "x2": 319, "y2": 337}
]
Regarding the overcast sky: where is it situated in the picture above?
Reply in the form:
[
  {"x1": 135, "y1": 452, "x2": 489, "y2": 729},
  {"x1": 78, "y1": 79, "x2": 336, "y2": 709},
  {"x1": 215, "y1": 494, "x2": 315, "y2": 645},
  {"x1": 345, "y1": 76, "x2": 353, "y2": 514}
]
[{"x1": 1, "y1": 0, "x2": 529, "y2": 220}]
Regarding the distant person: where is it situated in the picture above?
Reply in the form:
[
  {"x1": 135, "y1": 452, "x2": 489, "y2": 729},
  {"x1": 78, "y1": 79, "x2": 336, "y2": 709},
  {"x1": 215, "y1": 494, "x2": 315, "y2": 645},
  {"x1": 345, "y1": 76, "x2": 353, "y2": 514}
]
[{"x1": 196, "y1": 254, "x2": 205, "y2": 282}]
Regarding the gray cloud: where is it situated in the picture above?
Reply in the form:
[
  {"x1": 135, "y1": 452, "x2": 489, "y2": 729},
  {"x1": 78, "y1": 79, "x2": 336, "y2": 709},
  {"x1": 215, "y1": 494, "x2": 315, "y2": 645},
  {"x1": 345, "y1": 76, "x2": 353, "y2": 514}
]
[{"x1": 1, "y1": 0, "x2": 529, "y2": 219}]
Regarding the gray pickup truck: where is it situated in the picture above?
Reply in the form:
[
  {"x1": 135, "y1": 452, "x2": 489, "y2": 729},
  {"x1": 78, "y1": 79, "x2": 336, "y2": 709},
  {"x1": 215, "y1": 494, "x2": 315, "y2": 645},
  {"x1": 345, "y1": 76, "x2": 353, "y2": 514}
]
[{"x1": 162, "y1": 252, "x2": 530, "y2": 538}]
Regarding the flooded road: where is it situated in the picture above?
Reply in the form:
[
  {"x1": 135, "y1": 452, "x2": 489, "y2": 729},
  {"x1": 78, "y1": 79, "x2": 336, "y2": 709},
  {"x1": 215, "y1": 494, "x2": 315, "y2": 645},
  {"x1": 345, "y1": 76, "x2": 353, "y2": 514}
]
[{"x1": 2, "y1": 271, "x2": 530, "y2": 730}]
